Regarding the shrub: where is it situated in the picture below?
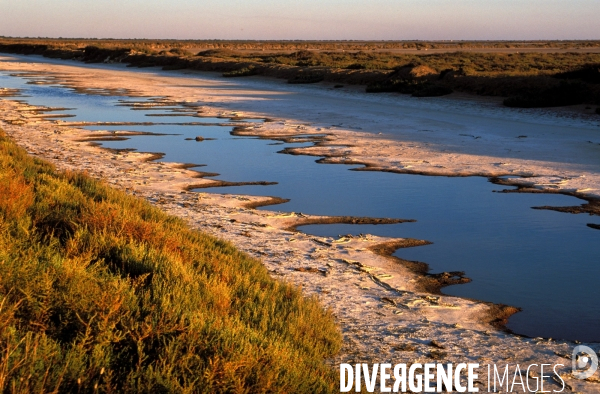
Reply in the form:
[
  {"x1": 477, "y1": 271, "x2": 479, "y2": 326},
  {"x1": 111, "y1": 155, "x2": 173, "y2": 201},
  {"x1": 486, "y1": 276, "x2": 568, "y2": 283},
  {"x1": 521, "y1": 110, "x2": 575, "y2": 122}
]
[
  {"x1": 288, "y1": 71, "x2": 325, "y2": 84},
  {"x1": 503, "y1": 81, "x2": 592, "y2": 108},
  {"x1": 196, "y1": 49, "x2": 237, "y2": 58},
  {"x1": 555, "y1": 64, "x2": 600, "y2": 84},
  {"x1": 345, "y1": 63, "x2": 366, "y2": 70},
  {"x1": 223, "y1": 66, "x2": 258, "y2": 77}
]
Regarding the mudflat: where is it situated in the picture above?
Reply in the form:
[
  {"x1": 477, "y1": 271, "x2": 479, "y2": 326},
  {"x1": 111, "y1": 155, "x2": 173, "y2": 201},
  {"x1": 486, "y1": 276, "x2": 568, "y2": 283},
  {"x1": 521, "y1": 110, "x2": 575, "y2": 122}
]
[{"x1": 1, "y1": 54, "x2": 599, "y2": 392}]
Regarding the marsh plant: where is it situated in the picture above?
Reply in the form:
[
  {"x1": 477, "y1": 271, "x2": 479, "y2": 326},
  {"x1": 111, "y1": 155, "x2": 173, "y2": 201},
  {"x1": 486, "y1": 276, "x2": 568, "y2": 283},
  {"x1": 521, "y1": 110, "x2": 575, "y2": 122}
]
[
  {"x1": 0, "y1": 130, "x2": 341, "y2": 393},
  {"x1": 2, "y1": 38, "x2": 600, "y2": 106}
]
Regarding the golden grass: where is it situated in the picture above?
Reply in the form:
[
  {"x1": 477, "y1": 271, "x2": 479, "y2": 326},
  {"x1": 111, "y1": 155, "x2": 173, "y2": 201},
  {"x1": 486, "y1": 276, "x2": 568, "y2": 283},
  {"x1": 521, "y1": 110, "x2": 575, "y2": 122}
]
[{"x1": 0, "y1": 129, "x2": 341, "y2": 393}]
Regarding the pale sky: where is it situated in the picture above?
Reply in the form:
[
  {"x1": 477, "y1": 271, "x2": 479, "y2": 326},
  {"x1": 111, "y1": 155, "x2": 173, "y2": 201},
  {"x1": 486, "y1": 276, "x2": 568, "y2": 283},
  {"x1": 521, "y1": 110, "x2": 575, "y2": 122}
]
[{"x1": 0, "y1": 0, "x2": 598, "y2": 40}]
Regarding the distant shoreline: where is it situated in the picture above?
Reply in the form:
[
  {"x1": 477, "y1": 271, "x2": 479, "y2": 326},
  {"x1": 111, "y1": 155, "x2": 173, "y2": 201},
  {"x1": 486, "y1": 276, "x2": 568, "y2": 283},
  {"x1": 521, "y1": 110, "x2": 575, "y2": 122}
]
[{"x1": 1, "y1": 37, "x2": 600, "y2": 111}]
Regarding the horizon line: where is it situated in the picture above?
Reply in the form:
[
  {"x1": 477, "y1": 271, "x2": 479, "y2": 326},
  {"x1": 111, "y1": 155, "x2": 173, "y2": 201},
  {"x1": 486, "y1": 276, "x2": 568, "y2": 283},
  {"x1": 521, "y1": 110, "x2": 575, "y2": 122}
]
[{"x1": 2, "y1": 36, "x2": 600, "y2": 43}]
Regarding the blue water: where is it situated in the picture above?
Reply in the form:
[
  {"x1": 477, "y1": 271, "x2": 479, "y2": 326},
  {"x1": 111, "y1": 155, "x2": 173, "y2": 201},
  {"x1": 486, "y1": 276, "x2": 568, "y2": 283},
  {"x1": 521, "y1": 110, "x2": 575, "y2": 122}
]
[{"x1": 2, "y1": 70, "x2": 599, "y2": 342}]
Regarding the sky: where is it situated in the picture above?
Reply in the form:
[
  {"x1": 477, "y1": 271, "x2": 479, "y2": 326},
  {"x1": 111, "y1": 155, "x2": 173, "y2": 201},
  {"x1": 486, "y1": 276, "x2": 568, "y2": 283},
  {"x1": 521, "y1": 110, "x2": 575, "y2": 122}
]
[{"x1": 0, "y1": 0, "x2": 598, "y2": 40}]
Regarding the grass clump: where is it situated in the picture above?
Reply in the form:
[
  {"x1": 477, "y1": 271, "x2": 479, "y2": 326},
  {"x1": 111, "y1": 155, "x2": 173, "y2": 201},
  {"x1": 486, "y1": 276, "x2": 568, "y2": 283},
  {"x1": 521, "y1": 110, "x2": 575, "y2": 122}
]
[{"x1": 0, "y1": 129, "x2": 341, "y2": 393}]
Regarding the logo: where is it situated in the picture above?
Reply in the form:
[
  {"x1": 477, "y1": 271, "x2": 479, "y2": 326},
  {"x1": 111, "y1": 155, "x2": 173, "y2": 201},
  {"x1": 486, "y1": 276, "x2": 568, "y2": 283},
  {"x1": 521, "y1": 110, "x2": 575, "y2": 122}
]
[
  {"x1": 338, "y1": 346, "x2": 598, "y2": 393},
  {"x1": 572, "y1": 345, "x2": 598, "y2": 380}
]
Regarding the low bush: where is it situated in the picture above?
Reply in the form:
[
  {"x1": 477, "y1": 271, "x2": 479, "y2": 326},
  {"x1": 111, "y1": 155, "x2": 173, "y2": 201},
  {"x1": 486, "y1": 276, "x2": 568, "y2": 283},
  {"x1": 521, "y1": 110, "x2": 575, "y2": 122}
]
[
  {"x1": 288, "y1": 71, "x2": 325, "y2": 84},
  {"x1": 555, "y1": 64, "x2": 600, "y2": 84},
  {"x1": 223, "y1": 66, "x2": 258, "y2": 77},
  {"x1": 503, "y1": 81, "x2": 592, "y2": 108}
]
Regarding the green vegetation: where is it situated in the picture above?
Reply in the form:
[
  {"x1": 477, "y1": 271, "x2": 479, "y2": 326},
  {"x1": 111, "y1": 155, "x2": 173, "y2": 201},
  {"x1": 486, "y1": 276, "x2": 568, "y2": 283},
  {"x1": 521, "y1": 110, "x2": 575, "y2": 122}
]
[
  {"x1": 1, "y1": 38, "x2": 600, "y2": 107},
  {"x1": 0, "y1": 129, "x2": 341, "y2": 393}
]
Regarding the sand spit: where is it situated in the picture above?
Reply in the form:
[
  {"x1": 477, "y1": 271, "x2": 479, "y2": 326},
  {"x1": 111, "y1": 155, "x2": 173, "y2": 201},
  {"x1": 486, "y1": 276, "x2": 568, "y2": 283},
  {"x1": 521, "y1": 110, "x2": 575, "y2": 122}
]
[{"x1": 1, "y1": 56, "x2": 599, "y2": 392}]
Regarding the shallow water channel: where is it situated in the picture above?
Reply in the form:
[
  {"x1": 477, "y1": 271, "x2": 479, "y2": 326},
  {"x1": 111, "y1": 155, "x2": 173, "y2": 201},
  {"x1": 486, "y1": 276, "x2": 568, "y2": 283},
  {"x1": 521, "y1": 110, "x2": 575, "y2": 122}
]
[{"x1": 2, "y1": 70, "x2": 599, "y2": 342}]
